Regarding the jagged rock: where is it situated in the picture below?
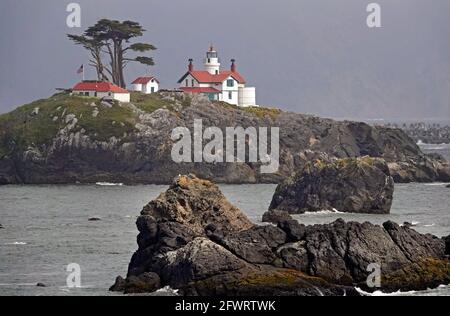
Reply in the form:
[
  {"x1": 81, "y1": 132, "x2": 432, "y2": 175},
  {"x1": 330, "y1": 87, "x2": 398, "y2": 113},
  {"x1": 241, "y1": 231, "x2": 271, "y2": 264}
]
[
  {"x1": 277, "y1": 220, "x2": 306, "y2": 242},
  {"x1": 269, "y1": 157, "x2": 394, "y2": 214},
  {"x1": 140, "y1": 174, "x2": 253, "y2": 235},
  {"x1": 110, "y1": 273, "x2": 160, "y2": 294},
  {"x1": 88, "y1": 217, "x2": 101, "y2": 221},
  {"x1": 446, "y1": 184, "x2": 450, "y2": 188},
  {"x1": 262, "y1": 209, "x2": 292, "y2": 224},
  {"x1": 210, "y1": 226, "x2": 287, "y2": 264},
  {"x1": 36, "y1": 283, "x2": 46, "y2": 287},
  {"x1": 382, "y1": 221, "x2": 445, "y2": 262},
  {"x1": 160, "y1": 238, "x2": 249, "y2": 287},
  {"x1": 0, "y1": 224, "x2": 4, "y2": 229},
  {"x1": 111, "y1": 175, "x2": 450, "y2": 296}
]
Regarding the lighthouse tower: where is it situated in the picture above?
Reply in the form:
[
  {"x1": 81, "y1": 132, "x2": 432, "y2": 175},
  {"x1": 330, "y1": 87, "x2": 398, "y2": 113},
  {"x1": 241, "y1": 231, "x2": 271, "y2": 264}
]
[{"x1": 204, "y1": 45, "x2": 221, "y2": 75}]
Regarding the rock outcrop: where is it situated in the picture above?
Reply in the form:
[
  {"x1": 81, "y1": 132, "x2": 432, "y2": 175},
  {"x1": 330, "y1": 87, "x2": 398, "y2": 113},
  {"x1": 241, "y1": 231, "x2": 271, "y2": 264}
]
[
  {"x1": 266, "y1": 156, "x2": 394, "y2": 216},
  {"x1": 0, "y1": 92, "x2": 449, "y2": 185},
  {"x1": 111, "y1": 175, "x2": 450, "y2": 296}
]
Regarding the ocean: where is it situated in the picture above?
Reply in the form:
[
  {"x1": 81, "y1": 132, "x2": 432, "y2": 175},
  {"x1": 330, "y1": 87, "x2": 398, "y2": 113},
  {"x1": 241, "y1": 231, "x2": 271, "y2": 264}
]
[{"x1": 0, "y1": 143, "x2": 449, "y2": 296}]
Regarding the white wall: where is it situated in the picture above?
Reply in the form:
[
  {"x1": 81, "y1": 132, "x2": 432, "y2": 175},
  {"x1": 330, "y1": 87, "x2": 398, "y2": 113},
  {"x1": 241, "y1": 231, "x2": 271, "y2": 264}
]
[
  {"x1": 238, "y1": 87, "x2": 257, "y2": 107},
  {"x1": 131, "y1": 83, "x2": 143, "y2": 92},
  {"x1": 74, "y1": 90, "x2": 130, "y2": 102},
  {"x1": 180, "y1": 74, "x2": 199, "y2": 88},
  {"x1": 220, "y1": 77, "x2": 239, "y2": 105},
  {"x1": 113, "y1": 93, "x2": 130, "y2": 103},
  {"x1": 143, "y1": 80, "x2": 159, "y2": 94}
]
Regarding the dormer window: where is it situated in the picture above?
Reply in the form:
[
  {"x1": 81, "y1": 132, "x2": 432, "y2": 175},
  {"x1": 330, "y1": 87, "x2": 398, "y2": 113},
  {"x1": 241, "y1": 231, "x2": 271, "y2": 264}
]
[
  {"x1": 227, "y1": 79, "x2": 234, "y2": 87},
  {"x1": 215, "y1": 70, "x2": 219, "y2": 75}
]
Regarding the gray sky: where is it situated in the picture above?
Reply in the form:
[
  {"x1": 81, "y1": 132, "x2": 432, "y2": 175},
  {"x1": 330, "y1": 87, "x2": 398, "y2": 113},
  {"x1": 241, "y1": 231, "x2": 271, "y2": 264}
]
[{"x1": 1, "y1": 0, "x2": 450, "y2": 119}]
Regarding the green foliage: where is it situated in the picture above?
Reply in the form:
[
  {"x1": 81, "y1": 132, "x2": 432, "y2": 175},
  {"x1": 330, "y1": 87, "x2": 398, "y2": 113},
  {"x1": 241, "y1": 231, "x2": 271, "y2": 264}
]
[
  {"x1": 241, "y1": 106, "x2": 282, "y2": 119},
  {"x1": 130, "y1": 92, "x2": 176, "y2": 113},
  {"x1": 215, "y1": 102, "x2": 281, "y2": 119},
  {"x1": 68, "y1": 19, "x2": 157, "y2": 87},
  {"x1": 0, "y1": 93, "x2": 138, "y2": 154}
]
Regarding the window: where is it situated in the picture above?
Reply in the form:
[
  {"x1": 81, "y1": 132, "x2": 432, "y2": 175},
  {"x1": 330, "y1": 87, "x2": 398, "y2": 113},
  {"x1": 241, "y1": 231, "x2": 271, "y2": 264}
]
[
  {"x1": 227, "y1": 79, "x2": 234, "y2": 87},
  {"x1": 84, "y1": 92, "x2": 89, "y2": 96},
  {"x1": 215, "y1": 70, "x2": 219, "y2": 75},
  {"x1": 94, "y1": 92, "x2": 98, "y2": 97},
  {"x1": 151, "y1": 87, "x2": 155, "y2": 93},
  {"x1": 208, "y1": 58, "x2": 211, "y2": 63},
  {"x1": 228, "y1": 91, "x2": 233, "y2": 100}
]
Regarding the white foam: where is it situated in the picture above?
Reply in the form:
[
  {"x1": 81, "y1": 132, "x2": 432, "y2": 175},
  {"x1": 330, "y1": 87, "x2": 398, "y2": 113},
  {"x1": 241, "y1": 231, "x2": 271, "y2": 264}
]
[
  {"x1": 155, "y1": 286, "x2": 179, "y2": 295},
  {"x1": 356, "y1": 285, "x2": 450, "y2": 296},
  {"x1": 95, "y1": 182, "x2": 124, "y2": 186},
  {"x1": 424, "y1": 183, "x2": 448, "y2": 186},
  {"x1": 5, "y1": 242, "x2": 27, "y2": 245},
  {"x1": 303, "y1": 209, "x2": 345, "y2": 215},
  {"x1": 423, "y1": 223, "x2": 436, "y2": 227},
  {"x1": 355, "y1": 287, "x2": 418, "y2": 296}
]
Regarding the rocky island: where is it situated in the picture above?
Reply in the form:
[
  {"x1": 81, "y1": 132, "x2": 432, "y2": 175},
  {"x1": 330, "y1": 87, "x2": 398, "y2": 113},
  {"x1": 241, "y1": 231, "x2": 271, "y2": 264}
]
[
  {"x1": 265, "y1": 156, "x2": 394, "y2": 216},
  {"x1": 111, "y1": 175, "x2": 450, "y2": 296},
  {"x1": 1, "y1": 91, "x2": 450, "y2": 185}
]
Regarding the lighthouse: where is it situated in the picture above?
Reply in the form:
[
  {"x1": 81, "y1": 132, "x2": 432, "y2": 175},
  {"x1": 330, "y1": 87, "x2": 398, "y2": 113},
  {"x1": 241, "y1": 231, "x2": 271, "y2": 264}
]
[
  {"x1": 178, "y1": 46, "x2": 257, "y2": 107},
  {"x1": 204, "y1": 45, "x2": 221, "y2": 75}
]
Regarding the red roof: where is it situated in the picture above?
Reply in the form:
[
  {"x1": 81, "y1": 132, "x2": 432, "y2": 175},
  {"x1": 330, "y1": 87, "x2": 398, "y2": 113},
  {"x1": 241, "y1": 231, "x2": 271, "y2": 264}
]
[
  {"x1": 179, "y1": 87, "x2": 221, "y2": 94},
  {"x1": 178, "y1": 70, "x2": 246, "y2": 84},
  {"x1": 131, "y1": 76, "x2": 159, "y2": 84},
  {"x1": 73, "y1": 81, "x2": 129, "y2": 94}
]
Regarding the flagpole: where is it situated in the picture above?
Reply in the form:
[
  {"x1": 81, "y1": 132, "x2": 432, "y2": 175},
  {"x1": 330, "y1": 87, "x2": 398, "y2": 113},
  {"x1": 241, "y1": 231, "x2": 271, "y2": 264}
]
[{"x1": 82, "y1": 64, "x2": 85, "y2": 81}]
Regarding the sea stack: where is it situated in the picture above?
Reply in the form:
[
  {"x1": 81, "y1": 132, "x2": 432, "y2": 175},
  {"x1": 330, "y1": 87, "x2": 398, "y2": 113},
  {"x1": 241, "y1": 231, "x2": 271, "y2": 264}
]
[
  {"x1": 111, "y1": 174, "x2": 450, "y2": 296},
  {"x1": 266, "y1": 156, "x2": 394, "y2": 217}
]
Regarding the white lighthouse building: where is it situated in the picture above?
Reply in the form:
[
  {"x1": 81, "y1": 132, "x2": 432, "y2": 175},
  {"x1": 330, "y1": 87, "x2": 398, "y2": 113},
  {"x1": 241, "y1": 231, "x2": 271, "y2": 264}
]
[{"x1": 178, "y1": 46, "x2": 257, "y2": 107}]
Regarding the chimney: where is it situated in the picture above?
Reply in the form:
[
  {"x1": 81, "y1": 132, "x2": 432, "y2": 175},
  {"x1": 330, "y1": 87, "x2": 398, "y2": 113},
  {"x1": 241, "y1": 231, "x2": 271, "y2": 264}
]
[
  {"x1": 188, "y1": 59, "x2": 194, "y2": 72},
  {"x1": 231, "y1": 59, "x2": 236, "y2": 72}
]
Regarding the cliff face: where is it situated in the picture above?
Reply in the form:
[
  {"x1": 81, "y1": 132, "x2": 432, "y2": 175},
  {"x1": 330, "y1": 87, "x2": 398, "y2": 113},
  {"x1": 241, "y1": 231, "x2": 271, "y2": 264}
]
[{"x1": 0, "y1": 91, "x2": 449, "y2": 184}]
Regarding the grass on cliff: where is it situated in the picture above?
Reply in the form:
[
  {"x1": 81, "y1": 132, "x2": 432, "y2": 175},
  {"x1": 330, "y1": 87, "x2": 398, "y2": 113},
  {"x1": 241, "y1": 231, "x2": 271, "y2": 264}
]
[
  {"x1": 0, "y1": 92, "x2": 137, "y2": 154},
  {"x1": 241, "y1": 106, "x2": 282, "y2": 119},
  {"x1": 130, "y1": 91, "x2": 185, "y2": 113},
  {"x1": 214, "y1": 101, "x2": 281, "y2": 119}
]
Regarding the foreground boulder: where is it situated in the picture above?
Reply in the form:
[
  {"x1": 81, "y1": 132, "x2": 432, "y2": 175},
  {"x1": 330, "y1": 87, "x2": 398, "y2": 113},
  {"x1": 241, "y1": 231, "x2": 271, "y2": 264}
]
[
  {"x1": 267, "y1": 156, "x2": 394, "y2": 216},
  {"x1": 111, "y1": 174, "x2": 450, "y2": 296}
]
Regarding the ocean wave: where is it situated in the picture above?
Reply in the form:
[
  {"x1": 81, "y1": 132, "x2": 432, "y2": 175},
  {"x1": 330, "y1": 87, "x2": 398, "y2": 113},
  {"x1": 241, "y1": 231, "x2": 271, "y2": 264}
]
[
  {"x1": 423, "y1": 223, "x2": 436, "y2": 227},
  {"x1": 303, "y1": 209, "x2": 345, "y2": 215},
  {"x1": 155, "y1": 286, "x2": 179, "y2": 295},
  {"x1": 356, "y1": 285, "x2": 450, "y2": 296},
  {"x1": 423, "y1": 183, "x2": 448, "y2": 186},
  {"x1": 355, "y1": 287, "x2": 418, "y2": 296},
  {"x1": 95, "y1": 182, "x2": 124, "y2": 186},
  {"x1": 4, "y1": 242, "x2": 27, "y2": 245},
  {"x1": 417, "y1": 141, "x2": 450, "y2": 149}
]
